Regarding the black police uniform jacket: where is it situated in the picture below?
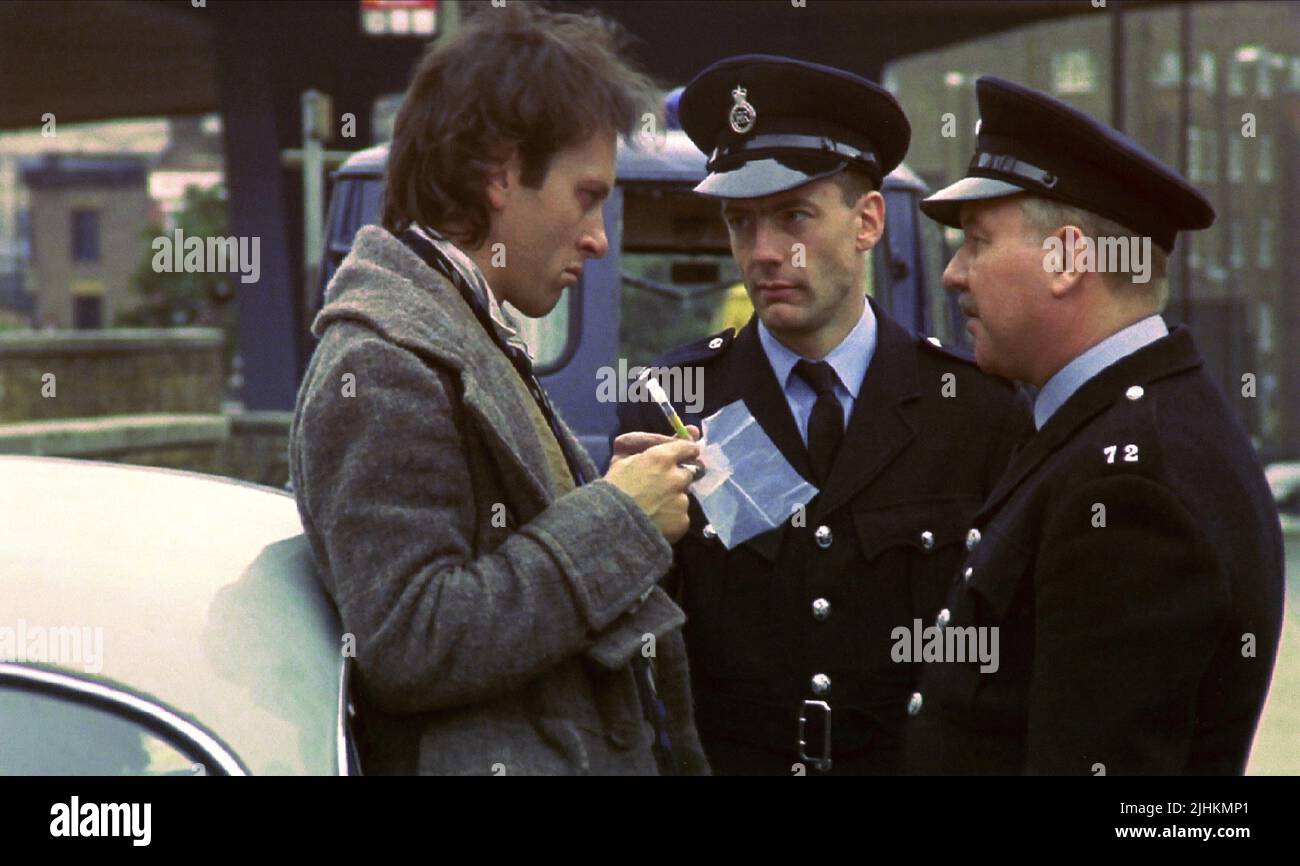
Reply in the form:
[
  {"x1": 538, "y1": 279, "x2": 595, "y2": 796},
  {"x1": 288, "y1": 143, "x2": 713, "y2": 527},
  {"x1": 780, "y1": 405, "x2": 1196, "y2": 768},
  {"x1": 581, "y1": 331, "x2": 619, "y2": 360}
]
[
  {"x1": 616, "y1": 299, "x2": 1032, "y2": 774},
  {"x1": 905, "y1": 327, "x2": 1285, "y2": 775}
]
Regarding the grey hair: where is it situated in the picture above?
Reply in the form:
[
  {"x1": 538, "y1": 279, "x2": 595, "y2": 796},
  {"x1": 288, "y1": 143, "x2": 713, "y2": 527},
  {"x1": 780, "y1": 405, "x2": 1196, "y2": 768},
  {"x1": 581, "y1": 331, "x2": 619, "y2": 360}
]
[{"x1": 1018, "y1": 196, "x2": 1168, "y2": 308}]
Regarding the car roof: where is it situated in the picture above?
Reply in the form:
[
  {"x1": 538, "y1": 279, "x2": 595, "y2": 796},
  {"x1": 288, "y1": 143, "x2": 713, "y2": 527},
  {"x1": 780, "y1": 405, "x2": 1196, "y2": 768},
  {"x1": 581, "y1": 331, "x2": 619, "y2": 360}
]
[
  {"x1": 333, "y1": 131, "x2": 926, "y2": 191},
  {"x1": 0, "y1": 456, "x2": 344, "y2": 775}
]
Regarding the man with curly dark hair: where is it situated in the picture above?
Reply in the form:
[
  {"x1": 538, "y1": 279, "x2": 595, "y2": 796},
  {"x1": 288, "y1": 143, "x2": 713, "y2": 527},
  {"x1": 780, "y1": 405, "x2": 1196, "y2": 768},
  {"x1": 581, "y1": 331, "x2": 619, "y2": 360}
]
[{"x1": 290, "y1": 3, "x2": 709, "y2": 775}]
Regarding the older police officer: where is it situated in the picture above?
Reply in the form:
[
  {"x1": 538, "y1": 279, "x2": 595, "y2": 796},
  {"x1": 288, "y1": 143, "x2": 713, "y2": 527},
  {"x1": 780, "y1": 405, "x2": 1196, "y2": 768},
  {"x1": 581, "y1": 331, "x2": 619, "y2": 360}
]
[
  {"x1": 616, "y1": 56, "x2": 1032, "y2": 775},
  {"x1": 907, "y1": 76, "x2": 1285, "y2": 774}
]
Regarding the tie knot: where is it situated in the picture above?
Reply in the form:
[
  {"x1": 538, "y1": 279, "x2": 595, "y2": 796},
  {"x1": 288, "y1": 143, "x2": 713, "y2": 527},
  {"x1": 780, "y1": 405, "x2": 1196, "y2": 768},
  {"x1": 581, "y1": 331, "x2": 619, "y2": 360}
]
[{"x1": 793, "y1": 359, "x2": 840, "y2": 396}]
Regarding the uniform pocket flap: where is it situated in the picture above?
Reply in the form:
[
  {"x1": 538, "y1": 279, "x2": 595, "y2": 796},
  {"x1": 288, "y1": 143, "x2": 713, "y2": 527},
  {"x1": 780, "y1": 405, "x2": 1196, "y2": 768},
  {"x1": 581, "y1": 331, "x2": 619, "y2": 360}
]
[
  {"x1": 851, "y1": 497, "x2": 981, "y2": 562},
  {"x1": 964, "y1": 531, "x2": 1035, "y2": 621}
]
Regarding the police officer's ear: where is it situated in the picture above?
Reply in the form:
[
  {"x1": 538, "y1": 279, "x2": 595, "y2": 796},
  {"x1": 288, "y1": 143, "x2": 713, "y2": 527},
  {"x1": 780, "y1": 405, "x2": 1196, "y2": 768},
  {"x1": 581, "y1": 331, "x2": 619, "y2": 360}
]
[
  {"x1": 853, "y1": 189, "x2": 886, "y2": 253},
  {"x1": 1045, "y1": 223, "x2": 1089, "y2": 299},
  {"x1": 484, "y1": 145, "x2": 522, "y2": 212}
]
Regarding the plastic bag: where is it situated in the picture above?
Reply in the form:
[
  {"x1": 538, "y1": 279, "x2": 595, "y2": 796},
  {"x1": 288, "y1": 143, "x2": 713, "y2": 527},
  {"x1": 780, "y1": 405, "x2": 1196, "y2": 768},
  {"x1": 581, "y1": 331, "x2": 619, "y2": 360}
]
[{"x1": 691, "y1": 400, "x2": 819, "y2": 549}]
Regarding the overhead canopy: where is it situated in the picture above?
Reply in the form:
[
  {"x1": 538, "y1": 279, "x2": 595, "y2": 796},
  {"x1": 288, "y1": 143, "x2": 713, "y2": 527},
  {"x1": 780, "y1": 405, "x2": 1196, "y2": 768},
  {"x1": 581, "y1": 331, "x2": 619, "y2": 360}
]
[
  {"x1": 0, "y1": 0, "x2": 1163, "y2": 132},
  {"x1": 0, "y1": 0, "x2": 218, "y2": 130}
]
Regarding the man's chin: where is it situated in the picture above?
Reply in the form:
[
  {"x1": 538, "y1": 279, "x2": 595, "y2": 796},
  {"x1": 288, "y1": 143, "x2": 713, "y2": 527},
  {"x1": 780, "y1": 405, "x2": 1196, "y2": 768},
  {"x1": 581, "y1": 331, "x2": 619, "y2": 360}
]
[
  {"x1": 756, "y1": 300, "x2": 809, "y2": 331},
  {"x1": 972, "y1": 340, "x2": 1012, "y2": 379},
  {"x1": 514, "y1": 291, "x2": 564, "y2": 319}
]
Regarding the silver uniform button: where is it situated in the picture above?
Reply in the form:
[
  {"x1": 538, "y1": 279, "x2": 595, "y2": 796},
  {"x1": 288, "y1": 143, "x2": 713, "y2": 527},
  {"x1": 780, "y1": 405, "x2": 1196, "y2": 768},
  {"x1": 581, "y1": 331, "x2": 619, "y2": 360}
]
[
  {"x1": 920, "y1": 530, "x2": 935, "y2": 552},
  {"x1": 927, "y1": 336, "x2": 942, "y2": 347},
  {"x1": 811, "y1": 673, "x2": 831, "y2": 695},
  {"x1": 814, "y1": 525, "x2": 833, "y2": 549},
  {"x1": 708, "y1": 337, "x2": 725, "y2": 350},
  {"x1": 963, "y1": 566, "x2": 974, "y2": 583},
  {"x1": 1126, "y1": 385, "x2": 1145, "y2": 401},
  {"x1": 812, "y1": 598, "x2": 831, "y2": 621},
  {"x1": 907, "y1": 692, "x2": 923, "y2": 716},
  {"x1": 966, "y1": 528, "x2": 981, "y2": 551},
  {"x1": 702, "y1": 523, "x2": 718, "y2": 540},
  {"x1": 936, "y1": 608, "x2": 950, "y2": 629}
]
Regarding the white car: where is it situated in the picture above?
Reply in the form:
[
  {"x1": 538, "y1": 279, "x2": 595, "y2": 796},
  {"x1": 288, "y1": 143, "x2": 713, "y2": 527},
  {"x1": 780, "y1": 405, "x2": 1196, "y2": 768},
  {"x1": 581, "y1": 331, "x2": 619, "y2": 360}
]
[{"x1": 0, "y1": 456, "x2": 356, "y2": 775}]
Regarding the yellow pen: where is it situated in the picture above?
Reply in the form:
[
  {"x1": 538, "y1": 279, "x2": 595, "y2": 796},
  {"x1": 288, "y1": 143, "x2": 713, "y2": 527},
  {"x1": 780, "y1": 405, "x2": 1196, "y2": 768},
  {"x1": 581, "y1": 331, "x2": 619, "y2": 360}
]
[
  {"x1": 645, "y1": 377, "x2": 692, "y2": 440},
  {"x1": 643, "y1": 375, "x2": 704, "y2": 480}
]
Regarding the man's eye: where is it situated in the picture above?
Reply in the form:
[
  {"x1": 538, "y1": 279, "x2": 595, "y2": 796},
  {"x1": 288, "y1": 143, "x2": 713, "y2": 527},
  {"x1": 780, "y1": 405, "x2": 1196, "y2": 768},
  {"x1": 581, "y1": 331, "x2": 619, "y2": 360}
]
[
  {"x1": 785, "y1": 210, "x2": 810, "y2": 223},
  {"x1": 725, "y1": 215, "x2": 751, "y2": 230}
]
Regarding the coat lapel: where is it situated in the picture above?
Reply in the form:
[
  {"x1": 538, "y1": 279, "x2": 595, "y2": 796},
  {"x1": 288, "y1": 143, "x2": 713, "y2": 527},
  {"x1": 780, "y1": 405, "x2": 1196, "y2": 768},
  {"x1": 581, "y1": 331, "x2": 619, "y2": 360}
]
[
  {"x1": 714, "y1": 301, "x2": 921, "y2": 556},
  {"x1": 700, "y1": 318, "x2": 807, "y2": 561},
  {"x1": 726, "y1": 317, "x2": 817, "y2": 484},
  {"x1": 974, "y1": 327, "x2": 1204, "y2": 522},
  {"x1": 315, "y1": 226, "x2": 563, "y2": 515}
]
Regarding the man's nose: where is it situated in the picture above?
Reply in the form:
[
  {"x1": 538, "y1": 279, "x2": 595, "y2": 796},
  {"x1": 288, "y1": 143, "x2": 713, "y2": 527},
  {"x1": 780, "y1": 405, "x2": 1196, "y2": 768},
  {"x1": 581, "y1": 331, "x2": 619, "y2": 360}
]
[
  {"x1": 942, "y1": 249, "x2": 968, "y2": 293},
  {"x1": 580, "y1": 216, "x2": 609, "y2": 258},
  {"x1": 752, "y1": 220, "x2": 786, "y2": 266}
]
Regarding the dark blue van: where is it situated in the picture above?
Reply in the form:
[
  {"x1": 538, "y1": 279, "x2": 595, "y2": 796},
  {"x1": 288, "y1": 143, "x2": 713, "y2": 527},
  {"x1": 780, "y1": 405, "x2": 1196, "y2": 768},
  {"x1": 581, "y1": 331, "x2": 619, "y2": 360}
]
[{"x1": 315, "y1": 131, "x2": 960, "y2": 468}]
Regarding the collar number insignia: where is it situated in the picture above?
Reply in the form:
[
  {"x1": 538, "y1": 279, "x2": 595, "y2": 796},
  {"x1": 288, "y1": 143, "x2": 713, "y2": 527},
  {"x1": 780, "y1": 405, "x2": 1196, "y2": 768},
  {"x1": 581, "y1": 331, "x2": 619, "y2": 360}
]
[{"x1": 729, "y1": 85, "x2": 756, "y2": 135}]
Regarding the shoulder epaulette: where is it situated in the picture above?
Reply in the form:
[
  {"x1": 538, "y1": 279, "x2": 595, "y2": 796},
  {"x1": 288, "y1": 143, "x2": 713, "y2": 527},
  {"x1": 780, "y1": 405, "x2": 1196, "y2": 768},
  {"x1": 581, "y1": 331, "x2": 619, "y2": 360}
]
[
  {"x1": 650, "y1": 327, "x2": 736, "y2": 369},
  {"x1": 917, "y1": 334, "x2": 978, "y2": 367}
]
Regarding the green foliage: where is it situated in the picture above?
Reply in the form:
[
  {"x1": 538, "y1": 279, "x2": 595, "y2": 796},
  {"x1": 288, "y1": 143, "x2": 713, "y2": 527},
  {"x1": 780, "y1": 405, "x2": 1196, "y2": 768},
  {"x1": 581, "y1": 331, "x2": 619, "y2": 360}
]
[{"x1": 117, "y1": 184, "x2": 236, "y2": 330}]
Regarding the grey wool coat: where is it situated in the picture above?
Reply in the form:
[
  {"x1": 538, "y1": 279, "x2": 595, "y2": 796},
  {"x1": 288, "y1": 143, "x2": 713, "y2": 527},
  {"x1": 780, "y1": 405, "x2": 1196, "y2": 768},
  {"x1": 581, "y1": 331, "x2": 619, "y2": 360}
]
[{"x1": 289, "y1": 225, "x2": 709, "y2": 775}]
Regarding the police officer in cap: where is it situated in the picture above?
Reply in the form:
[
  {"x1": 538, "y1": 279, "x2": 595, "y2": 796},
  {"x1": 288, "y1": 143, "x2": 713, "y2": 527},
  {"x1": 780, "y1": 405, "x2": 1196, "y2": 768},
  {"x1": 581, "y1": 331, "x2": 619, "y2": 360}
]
[
  {"x1": 615, "y1": 55, "x2": 1032, "y2": 775},
  {"x1": 906, "y1": 76, "x2": 1285, "y2": 774}
]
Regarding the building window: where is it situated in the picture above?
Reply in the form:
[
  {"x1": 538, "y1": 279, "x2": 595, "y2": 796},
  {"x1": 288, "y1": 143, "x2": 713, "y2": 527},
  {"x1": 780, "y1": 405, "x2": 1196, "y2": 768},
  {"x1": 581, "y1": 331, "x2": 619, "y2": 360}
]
[
  {"x1": 72, "y1": 296, "x2": 102, "y2": 329},
  {"x1": 1187, "y1": 128, "x2": 1202, "y2": 182},
  {"x1": 1257, "y1": 59, "x2": 1273, "y2": 97},
  {"x1": 1153, "y1": 50, "x2": 1180, "y2": 87},
  {"x1": 1230, "y1": 219, "x2": 1245, "y2": 269},
  {"x1": 1053, "y1": 49, "x2": 1096, "y2": 94},
  {"x1": 1228, "y1": 136, "x2": 1244, "y2": 182},
  {"x1": 1258, "y1": 217, "x2": 1275, "y2": 269},
  {"x1": 70, "y1": 209, "x2": 100, "y2": 262},
  {"x1": 18, "y1": 209, "x2": 32, "y2": 260},
  {"x1": 1201, "y1": 129, "x2": 1218, "y2": 182},
  {"x1": 1197, "y1": 51, "x2": 1217, "y2": 92},
  {"x1": 1258, "y1": 134, "x2": 1275, "y2": 182},
  {"x1": 1228, "y1": 58, "x2": 1246, "y2": 96},
  {"x1": 1257, "y1": 301, "x2": 1274, "y2": 355}
]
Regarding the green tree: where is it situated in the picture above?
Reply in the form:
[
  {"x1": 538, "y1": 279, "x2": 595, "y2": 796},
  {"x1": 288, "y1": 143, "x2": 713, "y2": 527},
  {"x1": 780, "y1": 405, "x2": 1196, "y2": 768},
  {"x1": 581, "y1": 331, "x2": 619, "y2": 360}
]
[{"x1": 117, "y1": 183, "x2": 238, "y2": 373}]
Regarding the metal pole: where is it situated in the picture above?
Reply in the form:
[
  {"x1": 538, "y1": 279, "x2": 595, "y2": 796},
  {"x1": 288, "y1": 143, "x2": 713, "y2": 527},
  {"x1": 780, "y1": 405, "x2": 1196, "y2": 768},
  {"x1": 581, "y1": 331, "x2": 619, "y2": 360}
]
[
  {"x1": 1109, "y1": 0, "x2": 1126, "y2": 132},
  {"x1": 301, "y1": 89, "x2": 331, "y2": 328},
  {"x1": 1177, "y1": 2, "x2": 1193, "y2": 326}
]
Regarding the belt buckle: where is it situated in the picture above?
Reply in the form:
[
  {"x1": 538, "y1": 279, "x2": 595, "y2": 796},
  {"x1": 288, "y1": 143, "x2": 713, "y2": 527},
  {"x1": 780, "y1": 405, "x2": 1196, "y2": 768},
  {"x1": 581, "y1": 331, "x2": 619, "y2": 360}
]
[{"x1": 797, "y1": 699, "x2": 832, "y2": 772}]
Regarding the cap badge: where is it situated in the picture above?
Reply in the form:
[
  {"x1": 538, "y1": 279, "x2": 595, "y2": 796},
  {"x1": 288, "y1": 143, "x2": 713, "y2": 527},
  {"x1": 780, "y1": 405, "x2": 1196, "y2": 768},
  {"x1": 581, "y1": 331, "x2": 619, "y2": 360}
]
[{"x1": 729, "y1": 85, "x2": 757, "y2": 135}]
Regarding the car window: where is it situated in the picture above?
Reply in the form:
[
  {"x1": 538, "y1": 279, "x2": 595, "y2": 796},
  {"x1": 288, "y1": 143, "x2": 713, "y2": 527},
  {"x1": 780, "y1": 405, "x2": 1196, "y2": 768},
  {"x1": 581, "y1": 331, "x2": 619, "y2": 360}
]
[{"x1": 0, "y1": 688, "x2": 206, "y2": 776}]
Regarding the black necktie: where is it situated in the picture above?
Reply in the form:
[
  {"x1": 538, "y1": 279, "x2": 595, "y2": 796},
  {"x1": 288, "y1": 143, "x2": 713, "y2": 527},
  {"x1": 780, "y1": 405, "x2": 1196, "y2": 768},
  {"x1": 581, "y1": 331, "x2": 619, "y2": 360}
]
[{"x1": 793, "y1": 359, "x2": 844, "y2": 486}]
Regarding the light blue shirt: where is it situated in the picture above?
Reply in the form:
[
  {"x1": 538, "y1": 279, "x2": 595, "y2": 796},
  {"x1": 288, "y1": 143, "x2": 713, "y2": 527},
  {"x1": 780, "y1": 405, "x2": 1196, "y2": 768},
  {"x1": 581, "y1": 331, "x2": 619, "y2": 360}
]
[
  {"x1": 1033, "y1": 314, "x2": 1169, "y2": 429},
  {"x1": 757, "y1": 301, "x2": 878, "y2": 446}
]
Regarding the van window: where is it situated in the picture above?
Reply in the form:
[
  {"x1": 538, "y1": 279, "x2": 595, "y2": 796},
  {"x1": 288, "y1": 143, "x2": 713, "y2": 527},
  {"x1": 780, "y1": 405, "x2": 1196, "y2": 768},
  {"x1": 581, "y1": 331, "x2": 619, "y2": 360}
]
[
  {"x1": 618, "y1": 185, "x2": 741, "y2": 367},
  {"x1": 512, "y1": 293, "x2": 571, "y2": 372}
]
